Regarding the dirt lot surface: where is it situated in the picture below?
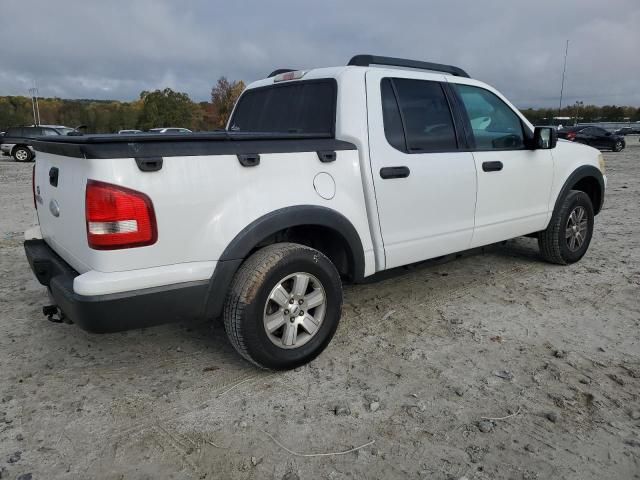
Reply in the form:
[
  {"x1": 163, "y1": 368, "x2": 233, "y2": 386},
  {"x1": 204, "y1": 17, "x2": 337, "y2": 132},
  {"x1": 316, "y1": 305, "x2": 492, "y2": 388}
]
[{"x1": 1, "y1": 141, "x2": 639, "y2": 480}]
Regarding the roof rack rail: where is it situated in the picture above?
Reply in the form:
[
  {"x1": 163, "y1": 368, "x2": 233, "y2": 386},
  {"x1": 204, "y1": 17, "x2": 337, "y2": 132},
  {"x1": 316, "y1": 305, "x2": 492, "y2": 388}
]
[
  {"x1": 267, "y1": 68, "x2": 296, "y2": 78},
  {"x1": 348, "y1": 54, "x2": 470, "y2": 78}
]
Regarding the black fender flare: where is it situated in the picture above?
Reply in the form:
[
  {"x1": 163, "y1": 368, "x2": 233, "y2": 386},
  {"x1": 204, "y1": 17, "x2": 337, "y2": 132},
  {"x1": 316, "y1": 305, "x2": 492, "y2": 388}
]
[
  {"x1": 203, "y1": 205, "x2": 365, "y2": 319},
  {"x1": 553, "y1": 165, "x2": 605, "y2": 215}
]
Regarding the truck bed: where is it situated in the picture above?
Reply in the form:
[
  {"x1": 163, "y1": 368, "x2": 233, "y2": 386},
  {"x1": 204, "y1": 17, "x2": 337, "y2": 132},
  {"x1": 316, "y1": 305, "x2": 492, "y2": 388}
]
[{"x1": 30, "y1": 131, "x2": 373, "y2": 298}]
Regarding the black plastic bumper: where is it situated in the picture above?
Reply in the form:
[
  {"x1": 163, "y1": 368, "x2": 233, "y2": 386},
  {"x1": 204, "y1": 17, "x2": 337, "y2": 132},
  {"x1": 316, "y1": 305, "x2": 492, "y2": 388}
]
[{"x1": 24, "y1": 239, "x2": 211, "y2": 333}]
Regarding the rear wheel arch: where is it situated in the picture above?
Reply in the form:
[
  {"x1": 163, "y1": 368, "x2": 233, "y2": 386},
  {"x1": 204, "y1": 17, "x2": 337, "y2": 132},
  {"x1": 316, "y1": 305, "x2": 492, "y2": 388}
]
[
  {"x1": 12, "y1": 144, "x2": 28, "y2": 153},
  {"x1": 219, "y1": 206, "x2": 365, "y2": 282},
  {"x1": 204, "y1": 206, "x2": 365, "y2": 320},
  {"x1": 12, "y1": 144, "x2": 32, "y2": 159}
]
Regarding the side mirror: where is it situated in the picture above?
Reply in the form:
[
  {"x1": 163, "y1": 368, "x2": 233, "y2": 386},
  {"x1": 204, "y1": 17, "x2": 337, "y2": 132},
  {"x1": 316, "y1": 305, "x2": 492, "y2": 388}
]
[{"x1": 530, "y1": 126, "x2": 557, "y2": 149}]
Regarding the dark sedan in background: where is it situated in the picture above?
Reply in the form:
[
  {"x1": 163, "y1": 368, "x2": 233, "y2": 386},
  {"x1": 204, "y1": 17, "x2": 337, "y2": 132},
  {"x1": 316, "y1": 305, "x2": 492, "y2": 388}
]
[
  {"x1": 614, "y1": 126, "x2": 640, "y2": 136},
  {"x1": 557, "y1": 126, "x2": 626, "y2": 152}
]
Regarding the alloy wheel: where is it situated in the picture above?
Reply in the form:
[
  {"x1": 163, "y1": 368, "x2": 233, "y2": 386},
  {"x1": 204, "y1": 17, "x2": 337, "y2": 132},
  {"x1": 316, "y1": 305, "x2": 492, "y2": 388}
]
[
  {"x1": 263, "y1": 272, "x2": 326, "y2": 349},
  {"x1": 565, "y1": 206, "x2": 588, "y2": 251},
  {"x1": 15, "y1": 149, "x2": 28, "y2": 161}
]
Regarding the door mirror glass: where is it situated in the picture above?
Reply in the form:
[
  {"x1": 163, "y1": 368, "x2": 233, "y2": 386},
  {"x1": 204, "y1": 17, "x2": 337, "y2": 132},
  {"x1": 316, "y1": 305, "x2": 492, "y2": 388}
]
[{"x1": 532, "y1": 126, "x2": 557, "y2": 149}]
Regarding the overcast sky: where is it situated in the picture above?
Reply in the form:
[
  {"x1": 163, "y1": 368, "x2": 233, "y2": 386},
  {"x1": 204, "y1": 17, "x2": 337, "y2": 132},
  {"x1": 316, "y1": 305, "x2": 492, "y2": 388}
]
[{"x1": 1, "y1": 0, "x2": 638, "y2": 108}]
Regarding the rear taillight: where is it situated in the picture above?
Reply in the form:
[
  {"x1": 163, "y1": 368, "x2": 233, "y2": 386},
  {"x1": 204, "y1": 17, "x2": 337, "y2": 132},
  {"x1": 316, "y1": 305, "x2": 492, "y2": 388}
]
[
  {"x1": 32, "y1": 165, "x2": 36, "y2": 209},
  {"x1": 85, "y1": 180, "x2": 157, "y2": 250},
  {"x1": 567, "y1": 132, "x2": 576, "y2": 141}
]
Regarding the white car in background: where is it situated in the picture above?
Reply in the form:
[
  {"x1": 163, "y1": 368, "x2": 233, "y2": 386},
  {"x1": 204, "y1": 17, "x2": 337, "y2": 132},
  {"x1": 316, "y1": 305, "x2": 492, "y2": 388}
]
[{"x1": 148, "y1": 127, "x2": 192, "y2": 134}]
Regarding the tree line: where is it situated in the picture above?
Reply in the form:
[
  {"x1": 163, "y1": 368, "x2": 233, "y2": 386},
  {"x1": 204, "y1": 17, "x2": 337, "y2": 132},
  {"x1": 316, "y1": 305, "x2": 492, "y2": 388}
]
[
  {"x1": 2, "y1": 78, "x2": 639, "y2": 133},
  {"x1": 0, "y1": 77, "x2": 245, "y2": 133}
]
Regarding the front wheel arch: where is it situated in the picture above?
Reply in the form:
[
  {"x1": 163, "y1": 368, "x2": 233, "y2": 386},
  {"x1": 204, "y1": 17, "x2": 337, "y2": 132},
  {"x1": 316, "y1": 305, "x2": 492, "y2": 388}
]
[{"x1": 554, "y1": 166, "x2": 604, "y2": 215}]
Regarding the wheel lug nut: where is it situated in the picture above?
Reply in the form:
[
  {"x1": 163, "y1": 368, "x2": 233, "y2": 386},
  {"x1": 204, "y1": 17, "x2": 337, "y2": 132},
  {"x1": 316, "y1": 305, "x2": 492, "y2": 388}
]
[
  {"x1": 299, "y1": 310, "x2": 304, "y2": 316},
  {"x1": 289, "y1": 299, "x2": 294, "y2": 304},
  {"x1": 289, "y1": 318, "x2": 295, "y2": 323},
  {"x1": 298, "y1": 299, "x2": 304, "y2": 305},
  {"x1": 284, "y1": 309, "x2": 289, "y2": 315}
]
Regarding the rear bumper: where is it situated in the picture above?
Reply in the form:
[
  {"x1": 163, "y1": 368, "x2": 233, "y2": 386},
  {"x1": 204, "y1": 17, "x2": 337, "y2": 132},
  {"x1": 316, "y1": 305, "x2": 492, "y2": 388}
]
[{"x1": 24, "y1": 239, "x2": 210, "y2": 333}]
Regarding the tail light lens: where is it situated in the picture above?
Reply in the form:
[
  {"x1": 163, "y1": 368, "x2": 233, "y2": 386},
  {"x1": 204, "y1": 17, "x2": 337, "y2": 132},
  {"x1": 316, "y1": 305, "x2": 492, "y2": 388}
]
[
  {"x1": 85, "y1": 180, "x2": 157, "y2": 250},
  {"x1": 567, "y1": 132, "x2": 576, "y2": 141}
]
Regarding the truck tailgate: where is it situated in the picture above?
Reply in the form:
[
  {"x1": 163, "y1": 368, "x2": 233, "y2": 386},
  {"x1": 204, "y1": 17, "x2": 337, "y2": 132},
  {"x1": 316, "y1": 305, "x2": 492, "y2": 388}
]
[{"x1": 35, "y1": 151, "x2": 92, "y2": 273}]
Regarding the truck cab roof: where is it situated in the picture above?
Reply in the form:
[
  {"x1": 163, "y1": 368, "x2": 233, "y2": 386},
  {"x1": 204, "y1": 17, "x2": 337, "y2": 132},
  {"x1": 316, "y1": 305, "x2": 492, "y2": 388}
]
[{"x1": 248, "y1": 54, "x2": 472, "y2": 90}]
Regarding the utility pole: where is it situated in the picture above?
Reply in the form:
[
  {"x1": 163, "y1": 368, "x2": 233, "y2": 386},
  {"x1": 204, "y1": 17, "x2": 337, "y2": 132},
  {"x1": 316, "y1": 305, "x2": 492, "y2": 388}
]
[
  {"x1": 558, "y1": 40, "x2": 569, "y2": 117},
  {"x1": 28, "y1": 87, "x2": 38, "y2": 125},
  {"x1": 34, "y1": 82, "x2": 41, "y2": 125},
  {"x1": 33, "y1": 80, "x2": 42, "y2": 125}
]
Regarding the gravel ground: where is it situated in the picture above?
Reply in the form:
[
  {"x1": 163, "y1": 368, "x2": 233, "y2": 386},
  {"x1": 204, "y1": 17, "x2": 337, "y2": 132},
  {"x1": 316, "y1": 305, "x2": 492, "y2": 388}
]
[{"x1": 0, "y1": 141, "x2": 639, "y2": 480}]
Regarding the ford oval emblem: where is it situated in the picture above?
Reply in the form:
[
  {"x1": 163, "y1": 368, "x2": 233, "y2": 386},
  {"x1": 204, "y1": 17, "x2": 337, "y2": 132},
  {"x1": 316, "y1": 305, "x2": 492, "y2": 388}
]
[{"x1": 49, "y1": 199, "x2": 60, "y2": 218}]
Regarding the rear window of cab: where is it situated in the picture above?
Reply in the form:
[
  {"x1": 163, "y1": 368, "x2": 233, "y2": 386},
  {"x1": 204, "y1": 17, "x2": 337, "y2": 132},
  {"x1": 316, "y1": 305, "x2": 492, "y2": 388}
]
[{"x1": 229, "y1": 79, "x2": 337, "y2": 136}]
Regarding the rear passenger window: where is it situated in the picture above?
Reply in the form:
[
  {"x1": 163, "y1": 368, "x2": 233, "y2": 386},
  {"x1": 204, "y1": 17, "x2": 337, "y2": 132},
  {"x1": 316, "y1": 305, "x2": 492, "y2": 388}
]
[
  {"x1": 380, "y1": 78, "x2": 458, "y2": 153},
  {"x1": 23, "y1": 127, "x2": 42, "y2": 136},
  {"x1": 381, "y1": 79, "x2": 406, "y2": 151},
  {"x1": 229, "y1": 80, "x2": 336, "y2": 135}
]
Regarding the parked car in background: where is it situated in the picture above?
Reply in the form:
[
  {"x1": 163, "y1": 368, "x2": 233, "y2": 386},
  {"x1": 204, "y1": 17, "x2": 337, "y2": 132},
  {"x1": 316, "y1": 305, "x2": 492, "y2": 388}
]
[
  {"x1": 118, "y1": 129, "x2": 143, "y2": 134},
  {"x1": 557, "y1": 126, "x2": 625, "y2": 152},
  {"x1": 614, "y1": 126, "x2": 640, "y2": 136},
  {"x1": 0, "y1": 125, "x2": 76, "y2": 162},
  {"x1": 148, "y1": 127, "x2": 192, "y2": 134}
]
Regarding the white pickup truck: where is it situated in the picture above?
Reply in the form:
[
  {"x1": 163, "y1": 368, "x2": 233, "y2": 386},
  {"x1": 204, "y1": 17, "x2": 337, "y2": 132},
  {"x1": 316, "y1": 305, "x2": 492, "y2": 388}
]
[{"x1": 24, "y1": 55, "x2": 606, "y2": 370}]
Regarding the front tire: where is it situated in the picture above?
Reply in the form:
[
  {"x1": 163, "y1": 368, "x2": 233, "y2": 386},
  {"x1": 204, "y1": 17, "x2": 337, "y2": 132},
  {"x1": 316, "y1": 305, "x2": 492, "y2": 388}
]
[
  {"x1": 538, "y1": 190, "x2": 594, "y2": 265},
  {"x1": 223, "y1": 243, "x2": 343, "y2": 370},
  {"x1": 612, "y1": 140, "x2": 624, "y2": 152},
  {"x1": 13, "y1": 146, "x2": 33, "y2": 162}
]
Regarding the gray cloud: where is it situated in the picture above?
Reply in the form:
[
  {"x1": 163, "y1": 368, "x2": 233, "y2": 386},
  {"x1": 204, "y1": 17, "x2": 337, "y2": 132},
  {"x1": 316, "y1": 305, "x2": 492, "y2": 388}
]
[{"x1": 1, "y1": 0, "x2": 638, "y2": 107}]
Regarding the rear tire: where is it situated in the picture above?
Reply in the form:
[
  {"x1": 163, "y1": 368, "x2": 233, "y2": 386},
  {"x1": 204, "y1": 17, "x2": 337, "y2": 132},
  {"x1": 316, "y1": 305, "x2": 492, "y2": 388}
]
[
  {"x1": 538, "y1": 190, "x2": 594, "y2": 265},
  {"x1": 223, "y1": 242, "x2": 343, "y2": 370},
  {"x1": 612, "y1": 140, "x2": 624, "y2": 152},
  {"x1": 13, "y1": 146, "x2": 32, "y2": 162}
]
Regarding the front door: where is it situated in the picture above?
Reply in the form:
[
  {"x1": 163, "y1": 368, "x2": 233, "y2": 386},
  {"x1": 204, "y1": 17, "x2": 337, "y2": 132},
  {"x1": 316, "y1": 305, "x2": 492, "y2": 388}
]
[
  {"x1": 366, "y1": 70, "x2": 477, "y2": 269},
  {"x1": 449, "y1": 81, "x2": 554, "y2": 247}
]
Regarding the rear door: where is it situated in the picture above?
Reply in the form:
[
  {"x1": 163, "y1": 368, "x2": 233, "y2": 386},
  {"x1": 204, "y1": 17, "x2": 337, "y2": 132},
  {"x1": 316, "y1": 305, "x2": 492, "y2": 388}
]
[
  {"x1": 449, "y1": 81, "x2": 554, "y2": 247},
  {"x1": 366, "y1": 70, "x2": 477, "y2": 269}
]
